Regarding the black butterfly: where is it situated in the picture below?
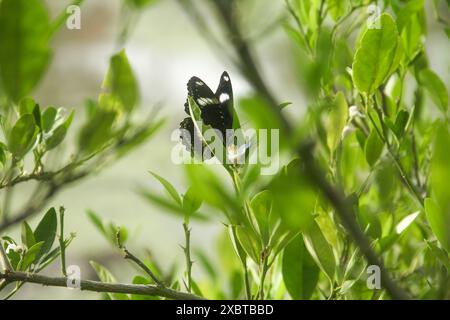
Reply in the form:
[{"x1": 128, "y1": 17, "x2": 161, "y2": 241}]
[{"x1": 180, "y1": 71, "x2": 234, "y2": 158}]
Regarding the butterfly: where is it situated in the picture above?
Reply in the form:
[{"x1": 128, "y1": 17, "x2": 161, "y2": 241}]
[{"x1": 180, "y1": 71, "x2": 234, "y2": 158}]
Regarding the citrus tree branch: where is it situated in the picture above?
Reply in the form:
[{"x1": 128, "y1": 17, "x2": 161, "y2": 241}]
[
  {"x1": 0, "y1": 270, "x2": 204, "y2": 300},
  {"x1": 297, "y1": 142, "x2": 410, "y2": 300},
  {"x1": 182, "y1": 1, "x2": 410, "y2": 300}
]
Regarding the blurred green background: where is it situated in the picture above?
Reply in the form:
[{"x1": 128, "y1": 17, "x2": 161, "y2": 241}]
[{"x1": 8, "y1": 0, "x2": 448, "y2": 299}]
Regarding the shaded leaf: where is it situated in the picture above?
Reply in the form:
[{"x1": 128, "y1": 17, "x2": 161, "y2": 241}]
[
  {"x1": 33, "y1": 208, "x2": 57, "y2": 261},
  {"x1": 282, "y1": 234, "x2": 319, "y2": 299}
]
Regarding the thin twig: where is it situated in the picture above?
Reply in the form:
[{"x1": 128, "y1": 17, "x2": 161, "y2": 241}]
[
  {"x1": 59, "y1": 207, "x2": 67, "y2": 276},
  {"x1": 116, "y1": 230, "x2": 164, "y2": 287}
]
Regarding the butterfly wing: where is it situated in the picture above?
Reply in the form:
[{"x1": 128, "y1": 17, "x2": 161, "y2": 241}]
[
  {"x1": 179, "y1": 117, "x2": 214, "y2": 159},
  {"x1": 213, "y1": 71, "x2": 233, "y2": 134},
  {"x1": 183, "y1": 73, "x2": 233, "y2": 140},
  {"x1": 183, "y1": 76, "x2": 218, "y2": 115}
]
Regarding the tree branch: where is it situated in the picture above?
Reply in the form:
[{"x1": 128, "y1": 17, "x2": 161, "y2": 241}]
[
  {"x1": 297, "y1": 142, "x2": 410, "y2": 300},
  {"x1": 182, "y1": 1, "x2": 411, "y2": 300},
  {"x1": 0, "y1": 270, "x2": 204, "y2": 300}
]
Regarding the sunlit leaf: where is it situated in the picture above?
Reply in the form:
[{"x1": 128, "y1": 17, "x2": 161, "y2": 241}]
[
  {"x1": 99, "y1": 50, "x2": 139, "y2": 113},
  {"x1": 419, "y1": 69, "x2": 448, "y2": 113},
  {"x1": 303, "y1": 221, "x2": 336, "y2": 282},
  {"x1": 353, "y1": 14, "x2": 403, "y2": 94}
]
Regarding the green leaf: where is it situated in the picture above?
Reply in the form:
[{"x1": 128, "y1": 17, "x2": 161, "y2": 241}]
[
  {"x1": 425, "y1": 198, "x2": 450, "y2": 253},
  {"x1": 327, "y1": 91, "x2": 348, "y2": 152},
  {"x1": 327, "y1": 0, "x2": 349, "y2": 21},
  {"x1": 21, "y1": 222, "x2": 36, "y2": 248},
  {"x1": 19, "y1": 97, "x2": 36, "y2": 115},
  {"x1": 90, "y1": 261, "x2": 130, "y2": 300},
  {"x1": 393, "y1": 109, "x2": 410, "y2": 139},
  {"x1": 149, "y1": 171, "x2": 181, "y2": 206},
  {"x1": 43, "y1": 109, "x2": 73, "y2": 150},
  {"x1": 395, "y1": 211, "x2": 420, "y2": 234},
  {"x1": 353, "y1": 14, "x2": 403, "y2": 94},
  {"x1": 45, "y1": 124, "x2": 67, "y2": 150},
  {"x1": 19, "y1": 241, "x2": 44, "y2": 271},
  {"x1": 431, "y1": 124, "x2": 450, "y2": 213},
  {"x1": 78, "y1": 108, "x2": 117, "y2": 154},
  {"x1": 0, "y1": 143, "x2": 6, "y2": 167},
  {"x1": 401, "y1": 14, "x2": 423, "y2": 63},
  {"x1": 228, "y1": 225, "x2": 247, "y2": 266},
  {"x1": 282, "y1": 234, "x2": 319, "y2": 299},
  {"x1": 395, "y1": 0, "x2": 424, "y2": 32},
  {"x1": 303, "y1": 221, "x2": 336, "y2": 282},
  {"x1": 0, "y1": 0, "x2": 51, "y2": 102},
  {"x1": 8, "y1": 114, "x2": 38, "y2": 159},
  {"x1": 182, "y1": 186, "x2": 202, "y2": 219},
  {"x1": 419, "y1": 69, "x2": 448, "y2": 112},
  {"x1": 365, "y1": 129, "x2": 384, "y2": 167},
  {"x1": 33, "y1": 207, "x2": 57, "y2": 261},
  {"x1": 99, "y1": 50, "x2": 139, "y2": 113},
  {"x1": 42, "y1": 107, "x2": 57, "y2": 132},
  {"x1": 250, "y1": 190, "x2": 272, "y2": 245},
  {"x1": 236, "y1": 225, "x2": 261, "y2": 264},
  {"x1": 139, "y1": 188, "x2": 208, "y2": 221},
  {"x1": 86, "y1": 210, "x2": 107, "y2": 238},
  {"x1": 426, "y1": 124, "x2": 450, "y2": 252},
  {"x1": 270, "y1": 160, "x2": 315, "y2": 232}
]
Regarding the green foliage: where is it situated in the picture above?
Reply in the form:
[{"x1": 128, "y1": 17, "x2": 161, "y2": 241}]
[
  {"x1": 1, "y1": 0, "x2": 450, "y2": 301},
  {"x1": 426, "y1": 124, "x2": 450, "y2": 252},
  {"x1": 0, "y1": 0, "x2": 50, "y2": 102},
  {"x1": 99, "y1": 50, "x2": 139, "y2": 113},
  {"x1": 282, "y1": 234, "x2": 319, "y2": 299},
  {"x1": 7, "y1": 114, "x2": 38, "y2": 159},
  {"x1": 364, "y1": 130, "x2": 384, "y2": 167},
  {"x1": 353, "y1": 14, "x2": 403, "y2": 94},
  {"x1": 419, "y1": 69, "x2": 448, "y2": 113}
]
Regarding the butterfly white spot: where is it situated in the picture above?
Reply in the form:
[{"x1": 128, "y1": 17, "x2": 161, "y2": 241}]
[
  {"x1": 219, "y1": 93, "x2": 230, "y2": 103},
  {"x1": 223, "y1": 75, "x2": 229, "y2": 81},
  {"x1": 197, "y1": 97, "x2": 217, "y2": 106},
  {"x1": 195, "y1": 81, "x2": 204, "y2": 86}
]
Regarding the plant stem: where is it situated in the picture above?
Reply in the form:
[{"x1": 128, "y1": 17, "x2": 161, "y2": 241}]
[
  {"x1": 182, "y1": 222, "x2": 193, "y2": 293},
  {"x1": 0, "y1": 270, "x2": 203, "y2": 300},
  {"x1": 366, "y1": 97, "x2": 424, "y2": 207},
  {"x1": 258, "y1": 256, "x2": 269, "y2": 300},
  {"x1": 116, "y1": 230, "x2": 164, "y2": 287},
  {"x1": 243, "y1": 262, "x2": 252, "y2": 300},
  {"x1": 124, "y1": 247, "x2": 164, "y2": 287},
  {"x1": 59, "y1": 207, "x2": 67, "y2": 276}
]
